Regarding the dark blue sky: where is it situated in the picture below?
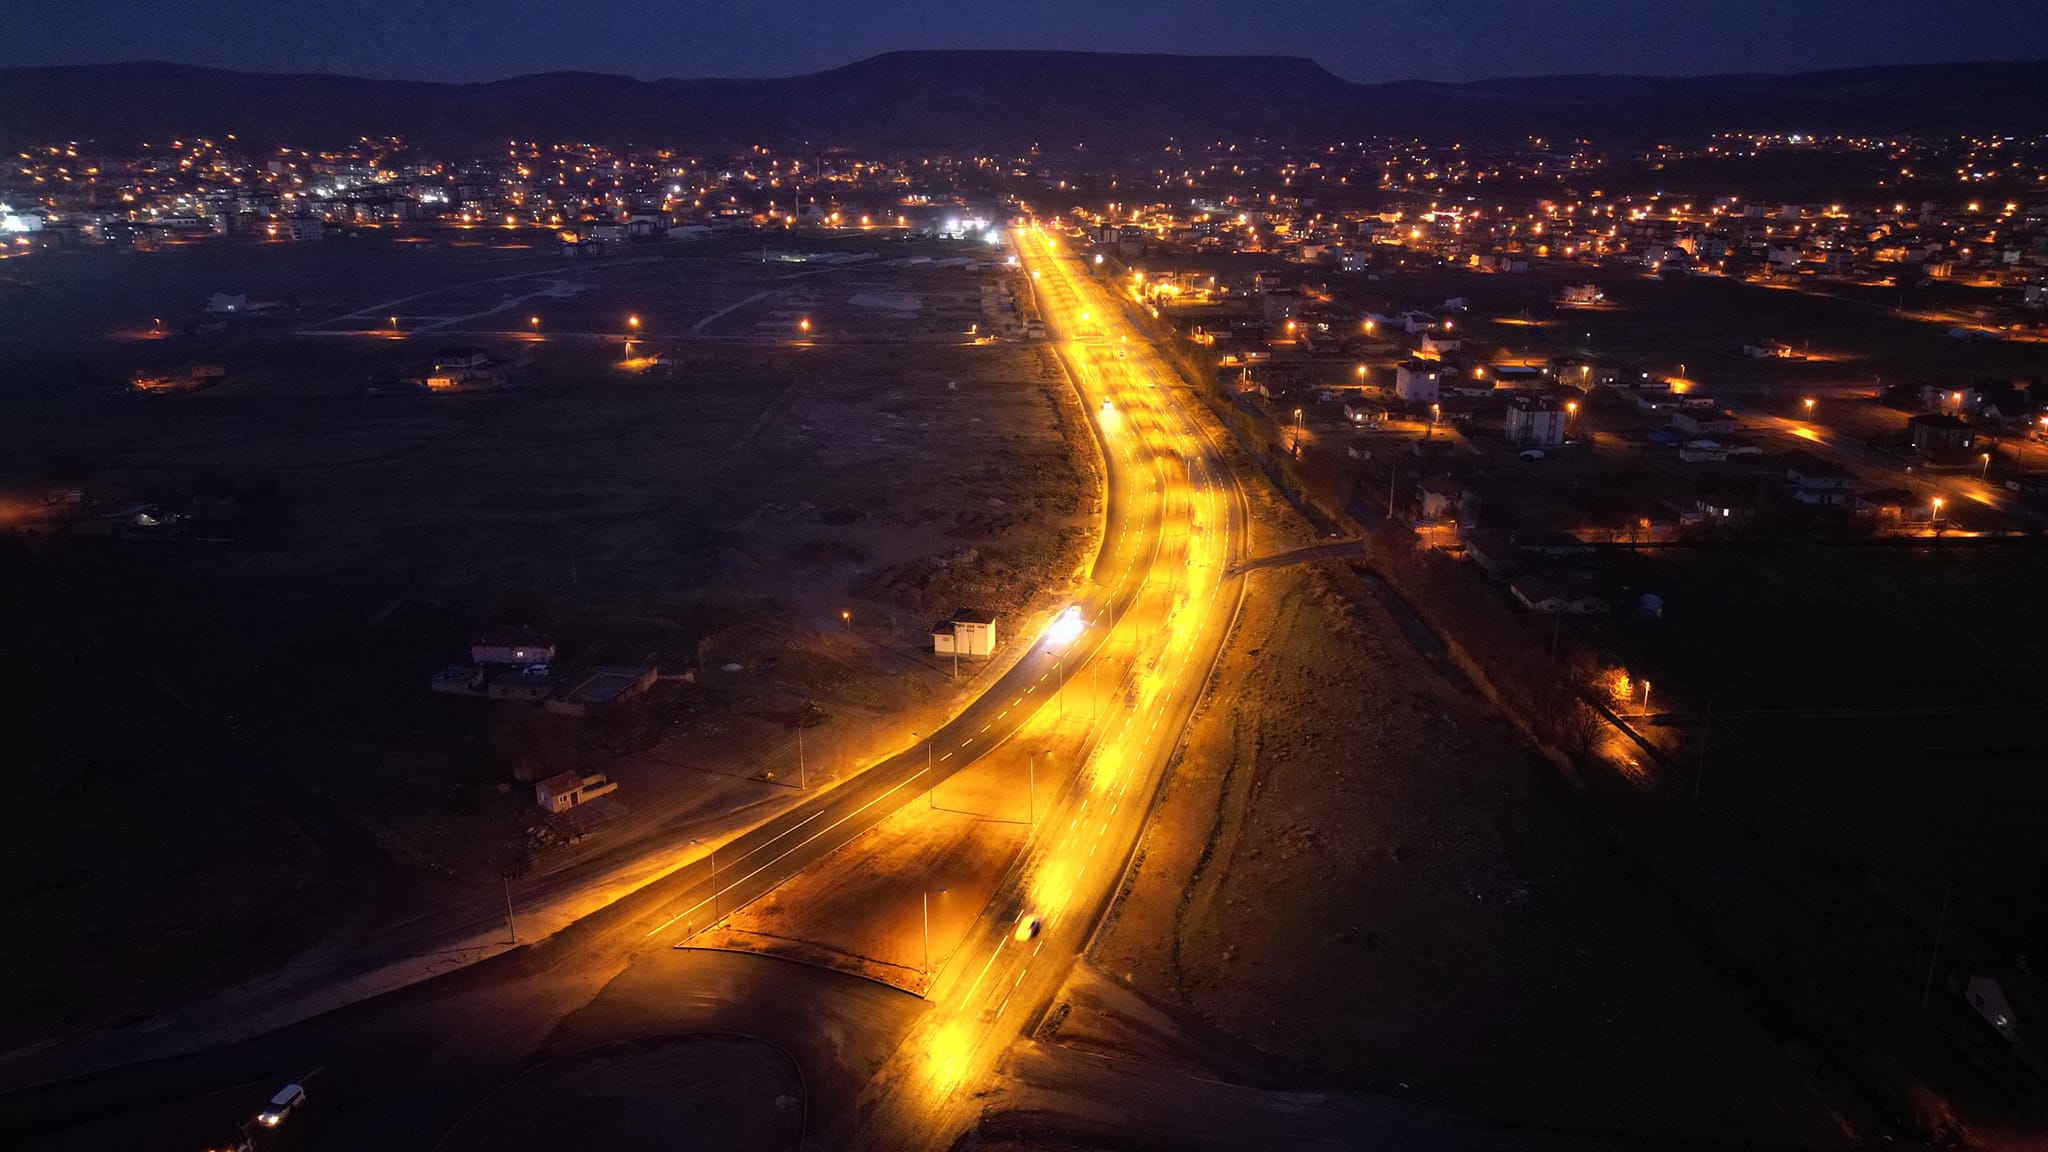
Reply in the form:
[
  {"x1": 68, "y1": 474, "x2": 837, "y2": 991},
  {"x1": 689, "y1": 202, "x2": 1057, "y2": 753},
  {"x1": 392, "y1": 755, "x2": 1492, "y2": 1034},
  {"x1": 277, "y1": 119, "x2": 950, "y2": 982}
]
[{"x1": 9, "y1": 0, "x2": 2047, "y2": 83}]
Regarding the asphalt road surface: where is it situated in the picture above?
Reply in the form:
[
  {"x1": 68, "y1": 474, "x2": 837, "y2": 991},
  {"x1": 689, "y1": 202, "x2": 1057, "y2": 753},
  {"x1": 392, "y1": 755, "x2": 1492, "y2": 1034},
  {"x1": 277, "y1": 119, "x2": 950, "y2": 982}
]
[{"x1": 845, "y1": 222, "x2": 1250, "y2": 1149}]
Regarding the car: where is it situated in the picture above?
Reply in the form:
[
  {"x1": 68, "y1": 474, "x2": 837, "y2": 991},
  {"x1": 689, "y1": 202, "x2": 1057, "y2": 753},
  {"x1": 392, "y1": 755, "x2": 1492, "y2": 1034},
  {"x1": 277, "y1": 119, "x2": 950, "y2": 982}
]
[
  {"x1": 257, "y1": 1083, "x2": 305, "y2": 1127},
  {"x1": 1100, "y1": 398, "x2": 1114, "y2": 412},
  {"x1": 1519, "y1": 449, "x2": 1547, "y2": 461},
  {"x1": 1015, "y1": 915, "x2": 1042, "y2": 942}
]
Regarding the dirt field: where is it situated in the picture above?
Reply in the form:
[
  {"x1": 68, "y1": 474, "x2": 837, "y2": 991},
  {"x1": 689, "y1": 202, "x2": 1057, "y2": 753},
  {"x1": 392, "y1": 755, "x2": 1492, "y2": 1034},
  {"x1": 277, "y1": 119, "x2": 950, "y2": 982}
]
[
  {"x1": 0, "y1": 235, "x2": 1094, "y2": 1048},
  {"x1": 0, "y1": 552, "x2": 337, "y2": 1050},
  {"x1": 1063, "y1": 498, "x2": 1853, "y2": 1143},
  {"x1": 1574, "y1": 540, "x2": 2048, "y2": 980},
  {"x1": 436, "y1": 1036, "x2": 804, "y2": 1152}
]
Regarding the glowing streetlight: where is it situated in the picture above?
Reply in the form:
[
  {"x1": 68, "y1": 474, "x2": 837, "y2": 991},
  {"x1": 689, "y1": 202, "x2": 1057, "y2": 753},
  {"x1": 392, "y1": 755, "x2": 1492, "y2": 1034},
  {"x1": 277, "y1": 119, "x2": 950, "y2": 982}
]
[
  {"x1": 1291, "y1": 406, "x2": 1304, "y2": 456},
  {"x1": 799, "y1": 317, "x2": 811, "y2": 334},
  {"x1": 840, "y1": 609, "x2": 851, "y2": 627},
  {"x1": 627, "y1": 314, "x2": 640, "y2": 331},
  {"x1": 1981, "y1": 452, "x2": 1992, "y2": 479},
  {"x1": 1802, "y1": 397, "x2": 1816, "y2": 418},
  {"x1": 1430, "y1": 401, "x2": 1441, "y2": 426}
]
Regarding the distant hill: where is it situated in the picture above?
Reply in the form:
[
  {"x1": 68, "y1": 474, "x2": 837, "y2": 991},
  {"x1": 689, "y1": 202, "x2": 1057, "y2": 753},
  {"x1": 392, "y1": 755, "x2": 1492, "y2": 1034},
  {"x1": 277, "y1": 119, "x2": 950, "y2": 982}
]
[{"x1": 2, "y1": 51, "x2": 2044, "y2": 151}]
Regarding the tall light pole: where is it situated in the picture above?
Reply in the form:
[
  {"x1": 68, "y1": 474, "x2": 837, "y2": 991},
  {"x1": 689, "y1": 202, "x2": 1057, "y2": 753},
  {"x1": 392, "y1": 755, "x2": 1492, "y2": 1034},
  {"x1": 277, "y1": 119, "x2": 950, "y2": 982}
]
[
  {"x1": 1981, "y1": 452, "x2": 1992, "y2": 479},
  {"x1": 1641, "y1": 679, "x2": 1653, "y2": 715},
  {"x1": 1803, "y1": 396, "x2": 1816, "y2": 420},
  {"x1": 913, "y1": 730, "x2": 934, "y2": 807},
  {"x1": 923, "y1": 887, "x2": 947, "y2": 974},
  {"x1": 796, "y1": 712, "x2": 807, "y2": 789},
  {"x1": 1291, "y1": 407, "x2": 1304, "y2": 457},
  {"x1": 1028, "y1": 749, "x2": 1050, "y2": 824}
]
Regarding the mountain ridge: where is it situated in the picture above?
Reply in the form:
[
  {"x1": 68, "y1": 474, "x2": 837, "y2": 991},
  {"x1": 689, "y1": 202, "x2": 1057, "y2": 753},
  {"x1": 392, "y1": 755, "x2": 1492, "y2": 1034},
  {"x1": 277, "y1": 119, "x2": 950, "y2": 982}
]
[{"x1": 2, "y1": 52, "x2": 2044, "y2": 150}]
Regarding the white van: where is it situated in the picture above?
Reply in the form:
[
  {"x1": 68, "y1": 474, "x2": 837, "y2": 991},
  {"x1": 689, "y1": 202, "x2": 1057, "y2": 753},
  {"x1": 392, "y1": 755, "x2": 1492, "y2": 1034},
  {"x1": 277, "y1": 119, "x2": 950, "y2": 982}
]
[{"x1": 257, "y1": 1083, "x2": 305, "y2": 1127}]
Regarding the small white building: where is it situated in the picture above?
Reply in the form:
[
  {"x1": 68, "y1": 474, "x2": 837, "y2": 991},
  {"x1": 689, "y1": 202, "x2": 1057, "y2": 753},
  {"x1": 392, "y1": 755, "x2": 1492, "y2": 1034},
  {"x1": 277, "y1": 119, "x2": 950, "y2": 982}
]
[
  {"x1": 1505, "y1": 394, "x2": 1566, "y2": 446},
  {"x1": 1419, "y1": 331, "x2": 1461, "y2": 357},
  {"x1": 535, "y1": 770, "x2": 619, "y2": 814},
  {"x1": 933, "y1": 608, "x2": 998, "y2": 657},
  {"x1": 472, "y1": 627, "x2": 556, "y2": 666},
  {"x1": 1394, "y1": 360, "x2": 1441, "y2": 403}
]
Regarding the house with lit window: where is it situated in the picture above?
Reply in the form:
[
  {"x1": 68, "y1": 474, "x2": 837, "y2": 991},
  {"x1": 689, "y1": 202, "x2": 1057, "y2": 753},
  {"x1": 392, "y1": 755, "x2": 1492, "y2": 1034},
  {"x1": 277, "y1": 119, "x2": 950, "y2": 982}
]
[{"x1": 1394, "y1": 360, "x2": 1441, "y2": 403}]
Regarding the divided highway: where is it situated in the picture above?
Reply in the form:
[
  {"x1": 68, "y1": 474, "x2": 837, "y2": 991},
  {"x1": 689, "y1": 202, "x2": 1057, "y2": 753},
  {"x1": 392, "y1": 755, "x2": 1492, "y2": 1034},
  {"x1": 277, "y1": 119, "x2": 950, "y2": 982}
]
[{"x1": 849, "y1": 223, "x2": 1250, "y2": 1148}]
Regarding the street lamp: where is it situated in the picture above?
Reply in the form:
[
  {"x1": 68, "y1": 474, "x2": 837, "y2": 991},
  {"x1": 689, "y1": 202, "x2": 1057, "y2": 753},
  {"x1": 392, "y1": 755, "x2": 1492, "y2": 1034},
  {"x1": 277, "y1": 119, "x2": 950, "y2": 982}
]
[
  {"x1": 1027, "y1": 749, "x2": 1050, "y2": 824},
  {"x1": 1803, "y1": 397, "x2": 1816, "y2": 418},
  {"x1": 1641, "y1": 679, "x2": 1652, "y2": 714},
  {"x1": 912, "y1": 730, "x2": 935, "y2": 808},
  {"x1": 799, "y1": 317, "x2": 811, "y2": 334},
  {"x1": 1981, "y1": 452, "x2": 1992, "y2": 479},
  {"x1": 1291, "y1": 407, "x2": 1304, "y2": 457},
  {"x1": 923, "y1": 887, "x2": 947, "y2": 973},
  {"x1": 840, "y1": 609, "x2": 851, "y2": 627}
]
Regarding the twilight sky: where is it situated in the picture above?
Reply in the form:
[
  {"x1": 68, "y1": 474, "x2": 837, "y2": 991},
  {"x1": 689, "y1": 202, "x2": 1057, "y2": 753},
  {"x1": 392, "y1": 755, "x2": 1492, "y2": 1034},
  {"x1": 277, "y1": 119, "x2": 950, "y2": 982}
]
[{"x1": 8, "y1": 0, "x2": 2047, "y2": 83}]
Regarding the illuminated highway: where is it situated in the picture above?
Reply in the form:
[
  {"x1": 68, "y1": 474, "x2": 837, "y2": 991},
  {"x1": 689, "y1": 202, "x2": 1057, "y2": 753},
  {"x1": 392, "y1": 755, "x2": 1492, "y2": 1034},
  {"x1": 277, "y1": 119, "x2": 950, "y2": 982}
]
[
  {"x1": 0, "y1": 223, "x2": 1251, "y2": 1151},
  {"x1": 848, "y1": 223, "x2": 1249, "y2": 1149}
]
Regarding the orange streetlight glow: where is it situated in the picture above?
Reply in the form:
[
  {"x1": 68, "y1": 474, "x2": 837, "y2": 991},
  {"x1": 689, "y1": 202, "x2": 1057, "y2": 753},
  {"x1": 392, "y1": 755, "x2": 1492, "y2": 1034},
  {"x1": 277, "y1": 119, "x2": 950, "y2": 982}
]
[{"x1": 799, "y1": 317, "x2": 811, "y2": 333}]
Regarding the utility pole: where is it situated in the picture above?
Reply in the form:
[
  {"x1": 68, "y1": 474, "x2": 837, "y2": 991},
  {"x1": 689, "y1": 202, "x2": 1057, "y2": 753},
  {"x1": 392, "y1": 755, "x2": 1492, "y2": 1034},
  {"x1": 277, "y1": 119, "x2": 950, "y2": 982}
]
[
  {"x1": 502, "y1": 875, "x2": 516, "y2": 945},
  {"x1": 914, "y1": 732, "x2": 934, "y2": 808},
  {"x1": 797, "y1": 718, "x2": 806, "y2": 789},
  {"x1": 1922, "y1": 884, "x2": 1952, "y2": 1009},
  {"x1": 1028, "y1": 749, "x2": 1050, "y2": 824},
  {"x1": 1695, "y1": 704, "x2": 1711, "y2": 800},
  {"x1": 924, "y1": 888, "x2": 946, "y2": 973}
]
